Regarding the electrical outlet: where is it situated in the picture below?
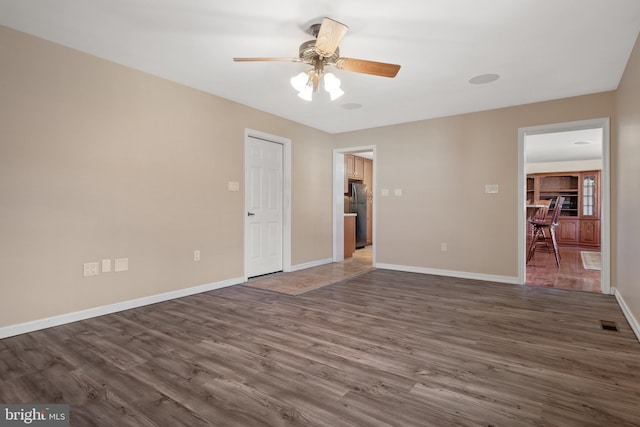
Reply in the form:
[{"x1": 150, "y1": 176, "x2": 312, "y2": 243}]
[
  {"x1": 83, "y1": 262, "x2": 100, "y2": 277},
  {"x1": 194, "y1": 250, "x2": 201, "y2": 261},
  {"x1": 114, "y1": 258, "x2": 129, "y2": 272},
  {"x1": 441, "y1": 243, "x2": 447, "y2": 252}
]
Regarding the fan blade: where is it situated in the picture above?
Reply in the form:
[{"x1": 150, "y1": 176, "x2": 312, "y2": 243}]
[
  {"x1": 335, "y1": 58, "x2": 401, "y2": 78},
  {"x1": 314, "y1": 17, "x2": 348, "y2": 57},
  {"x1": 233, "y1": 57, "x2": 299, "y2": 62}
]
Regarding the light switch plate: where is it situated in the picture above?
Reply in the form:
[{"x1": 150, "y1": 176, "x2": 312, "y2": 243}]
[
  {"x1": 228, "y1": 181, "x2": 240, "y2": 192},
  {"x1": 194, "y1": 250, "x2": 201, "y2": 261},
  {"x1": 114, "y1": 258, "x2": 129, "y2": 272},
  {"x1": 394, "y1": 188, "x2": 402, "y2": 196},
  {"x1": 101, "y1": 259, "x2": 111, "y2": 273},
  {"x1": 381, "y1": 189, "x2": 389, "y2": 197},
  {"x1": 485, "y1": 184, "x2": 499, "y2": 194}
]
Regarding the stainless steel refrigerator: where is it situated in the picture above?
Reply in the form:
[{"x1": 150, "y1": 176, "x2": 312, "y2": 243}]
[{"x1": 349, "y1": 182, "x2": 368, "y2": 249}]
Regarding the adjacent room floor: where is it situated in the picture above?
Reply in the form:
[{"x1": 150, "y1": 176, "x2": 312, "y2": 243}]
[{"x1": 526, "y1": 246, "x2": 601, "y2": 293}]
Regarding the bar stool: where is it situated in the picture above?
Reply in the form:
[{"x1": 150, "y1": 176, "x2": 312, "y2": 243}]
[{"x1": 527, "y1": 196, "x2": 565, "y2": 267}]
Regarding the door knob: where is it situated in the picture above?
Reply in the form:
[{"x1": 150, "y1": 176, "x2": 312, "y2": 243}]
[{"x1": 247, "y1": 212, "x2": 255, "y2": 216}]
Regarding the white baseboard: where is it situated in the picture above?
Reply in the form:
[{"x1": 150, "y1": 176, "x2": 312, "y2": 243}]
[
  {"x1": 614, "y1": 287, "x2": 640, "y2": 342},
  {"x1": 375, "y1": 263, "x2": 520, "y2": 285},
  {"x1": 0, "y1": 276, "x2": 244, "y2": 340},
  {"x1": 290, "y1": 257, "x2": 333, "y2": 272}
]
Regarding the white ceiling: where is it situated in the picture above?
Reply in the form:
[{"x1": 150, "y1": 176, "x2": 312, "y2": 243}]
[
  {"x1": 1, "y1": 0, "x2": 639, "y2": 134},
  {"x1": 526, "y1": 128, "x2": 603, "y2": 164}
]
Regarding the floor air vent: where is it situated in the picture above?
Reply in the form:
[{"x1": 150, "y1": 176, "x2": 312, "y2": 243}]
[{"x1": 600, "y1": 320, "x2": 618, "y2": 331}]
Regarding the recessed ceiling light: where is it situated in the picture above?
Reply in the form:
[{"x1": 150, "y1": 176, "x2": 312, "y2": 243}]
[
  {"x1": 574, "y1": 141, "x2": 591, "y2": 145},
  {"x1": 469, "y1": 74, "x2": 500, "y2": 85},
  {"x1": 341, "y1": 103, "x2": 362, "y2": 110}
]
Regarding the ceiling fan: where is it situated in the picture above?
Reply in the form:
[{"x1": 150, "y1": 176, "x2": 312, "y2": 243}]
[{"x1": 233, "y1": 18, "x2": 401, "y2": 100}]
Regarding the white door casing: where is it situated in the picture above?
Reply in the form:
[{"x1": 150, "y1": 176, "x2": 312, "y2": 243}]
[
  {"x1": 518, "y1": 118, "x2": 610, "y2": 294},
  {"x1": 245, "y1": 135, "x2": 283, "y2": 278}
]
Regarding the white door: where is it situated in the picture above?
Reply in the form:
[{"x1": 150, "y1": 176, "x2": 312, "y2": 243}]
[{"x1": 246, "y1": 136, "x2": 283, "y2": 277}]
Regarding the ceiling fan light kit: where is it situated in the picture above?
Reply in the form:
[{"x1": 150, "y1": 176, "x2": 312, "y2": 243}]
[
  {"x1": 323, "y1": 73, "x2": 344, "y2": 101},
  {"x1": 290, "y1": 71, "x2": 343, "y2": 101},
  {"x1": 234, "y1": 17, "x2": 401, "y2": 102}
]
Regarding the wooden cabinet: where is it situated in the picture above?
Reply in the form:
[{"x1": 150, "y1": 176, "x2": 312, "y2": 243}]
[
  {"x1": 344, "y1": 215, "x2": 356, "y2": 258},
  {"x1": 538, "y1": 174, "x2": 580, "y2": 217},
  {"x1": 345, "y1": 154, "x2": 364, "y2": 180},
  {"x1": 580, "y1": 172, "x2": 599, "y2": 218},
  {"x1": 557, "y1": 218, "x2": 579, "y2": 245},
  {"x1": 527, "y1": 170, "x2": 600, "y2": 247},
  {"x1": 580, "y1": 219, "x2": 601, "y2": 247}
]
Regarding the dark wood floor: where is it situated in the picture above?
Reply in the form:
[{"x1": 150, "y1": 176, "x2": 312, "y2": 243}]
[
  {"x1": 526, "y1": 246, "x2": 601, "y2": 293},
  {"x1": 1, "y1": 270, "x2": 639, "y2": 426}
]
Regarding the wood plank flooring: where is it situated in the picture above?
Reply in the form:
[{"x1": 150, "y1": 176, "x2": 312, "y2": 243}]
[
  {"x1": 1, "y1": 270, "x2": 639, "y2": 426},
  {"x1": 526, "y1": 246, "x2": 601, "y2": 293}
]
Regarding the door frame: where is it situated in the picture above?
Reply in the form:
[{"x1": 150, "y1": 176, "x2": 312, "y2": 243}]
[
  {"x1": 332, "y1": 145, "x2": 376, "y2": 265},
  {"x1": 517, "y1": 118, "x2": 611, "y2": 294},
  {"x1": 243, "y1": 129, "x2": 292, "y2": 280}
]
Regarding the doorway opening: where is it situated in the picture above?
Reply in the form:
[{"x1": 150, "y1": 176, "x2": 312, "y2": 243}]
[
  {"x1": 333, "y1": 147, "x2": 375, "y2": 268},
  {"x1": 518, "y1": 118, "x2": 610, "y2": 294}
]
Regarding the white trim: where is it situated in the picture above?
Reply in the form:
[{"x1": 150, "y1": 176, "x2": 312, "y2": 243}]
[
  {"x1": 518, "y1": 118, "x2": 611, "y2": 294},
  {"x1": 614, "y1": 288, "x2": 640, "y2": 342},
  {"x1": 332, "y1": 145, "x2": 377, "y2": 265},
  {"x1": 290, "y1": 257, "x2": 333, "y2": 272},
  {"x1": 376, "y1": 263, "x2": 520, "y2": 285},
  {"x1": 517, "y1": 127, "x2": 526, "y2": 284},
  {"x1": 333, "y1": 152, "x2": 345, "y2": 262},
  {"x1": 243, "y1": 129, "x2": 292, "y2": 279},
  {"x1": 0, "y1": 277, "x2": 243, "y2": 340}
]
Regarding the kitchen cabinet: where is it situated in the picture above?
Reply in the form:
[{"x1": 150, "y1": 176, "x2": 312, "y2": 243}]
[
  {"x1": 344, "y1": 214, "x2": 356, "y2": 258},
  {"x1": 345, "y1": 154, "x2": 364, "y2": 180}
]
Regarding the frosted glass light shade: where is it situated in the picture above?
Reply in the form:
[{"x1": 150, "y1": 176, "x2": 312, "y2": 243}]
[
  {"x1": 291, "y1": 71, "x2": 343, "y2": 101},
  {"x1": 323, "y1": 73, "x2": 340, "y2": 90},
  {"x1": 323, "y1": 72, "x2": 344, "y2": 100},
  {"x1": 290, "y1": 72, "x2": 309, "y2": 92},
  {"x1": 328, "y1": 87, "x2": 344, "y2": 100},
  {"x1": 297, "y1": 85, "x2": 313, "y2": 101}
]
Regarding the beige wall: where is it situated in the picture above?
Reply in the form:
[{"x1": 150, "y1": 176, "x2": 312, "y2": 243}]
[
  {"x1": 334, "y1": 92, "x2": 615, "y2": 278},
  {"x1": 614, "y1": 33, "x2": 640, "y2": 325},
  {"x1": 0, "y1": 22, "x2": 632, "y2": 332},
  {"x1": 0, "y1": 26, "x2": 333, "y2": 327}
]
